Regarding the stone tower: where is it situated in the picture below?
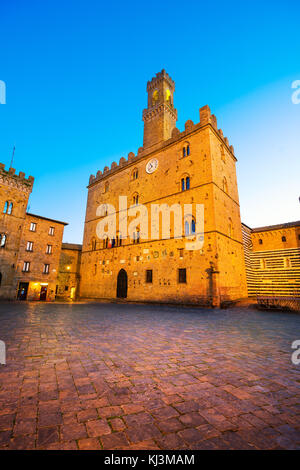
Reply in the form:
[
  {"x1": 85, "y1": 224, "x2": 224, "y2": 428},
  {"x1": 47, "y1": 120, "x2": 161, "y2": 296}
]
[
  {"x1": 0, "y1": 164, "x2": 34, "y2": 298},
  {"x1": 142, "y1": 69, "x2": 178, "y2": 149}
]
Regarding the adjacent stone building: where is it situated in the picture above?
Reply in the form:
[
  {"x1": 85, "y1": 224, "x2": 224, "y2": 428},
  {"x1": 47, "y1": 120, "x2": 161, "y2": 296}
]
[
  {"x1": 79, "y1": 70, "x2": 248, "y2": 306},
  {"x1": 0, "y1": 163, "x2": 67, "y2": 301},
  {"x1": 242, "y1": 221, "x2": 300, "y2": 297},
  {"x1": 16, "y1": 213, "x2": 67, "y2": 301},
  {"x1": 56, "y1": 243, "x2": 82, "y2": 300}
]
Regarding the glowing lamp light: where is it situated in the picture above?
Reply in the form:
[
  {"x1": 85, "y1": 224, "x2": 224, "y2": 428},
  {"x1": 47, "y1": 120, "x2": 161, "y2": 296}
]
[{"x1": 66, "y1": 266, "x2": 71, "y2": 270}]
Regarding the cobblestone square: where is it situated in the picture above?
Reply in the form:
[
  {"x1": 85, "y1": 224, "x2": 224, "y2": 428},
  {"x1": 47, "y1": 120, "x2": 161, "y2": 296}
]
[{"x1": 0, "y1": 302, "x2": 299, "y2": 450}]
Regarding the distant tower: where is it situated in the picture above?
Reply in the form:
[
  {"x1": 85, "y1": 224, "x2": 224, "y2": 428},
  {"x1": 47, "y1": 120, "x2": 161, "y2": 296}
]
[{"x1": 142, "y1": 70, "x2": 178, "y2": 149}]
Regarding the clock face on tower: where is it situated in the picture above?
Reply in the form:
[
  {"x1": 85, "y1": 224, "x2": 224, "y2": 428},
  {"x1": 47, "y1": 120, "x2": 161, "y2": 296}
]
[{"x1": 146, "y1": 158, "x2": 158, "y2": 174}]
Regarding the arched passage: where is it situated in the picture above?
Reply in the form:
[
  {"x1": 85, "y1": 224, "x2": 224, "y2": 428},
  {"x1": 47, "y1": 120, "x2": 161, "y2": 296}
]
[{"x1": 117, "y1": 269, "x2": 128, "y2": 299}]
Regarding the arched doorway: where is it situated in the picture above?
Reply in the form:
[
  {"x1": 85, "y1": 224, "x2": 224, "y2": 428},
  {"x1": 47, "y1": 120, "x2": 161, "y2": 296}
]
[{"x1": 117, "y1": 269, "x2": 127, "y2": 298}]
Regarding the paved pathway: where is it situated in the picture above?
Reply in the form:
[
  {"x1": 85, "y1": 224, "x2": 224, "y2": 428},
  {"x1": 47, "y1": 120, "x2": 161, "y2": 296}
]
[{"x1": 0, "y1": 302, "x2": 299, "y2": 450}]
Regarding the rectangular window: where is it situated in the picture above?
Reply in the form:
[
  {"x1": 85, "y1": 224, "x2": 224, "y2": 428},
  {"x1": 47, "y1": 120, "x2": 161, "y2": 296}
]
[
  {"x1": 46, "y1": 244, "x2": 52, "y2": 254},
  {"x1": 178, "y1": 248, "x2": 184, "y2": 258},
  {"x1": 178, "y1": 268, "x2": 187, "y2": 283},
  {"x1": 30, "y1": 222, "x2": 36, "y2": 232},
  {"x1": 146, "y1": 269, "x2": 153, "y2": 283},
  {"x1": 22, "y1": 261, "x2": 30, "y2": 272},
  {"x1": 26, "y1": 241, "x2": 33, "y2": 252},
  {"x1": 43, "y1": 264, "x2": 50, "y2": 274},
  {"x1": 49, "y1": 227, "x2": 55, "y2": 236},
  {"x1": 65, "y1": 285, "x2": 69, "y2": 291}
]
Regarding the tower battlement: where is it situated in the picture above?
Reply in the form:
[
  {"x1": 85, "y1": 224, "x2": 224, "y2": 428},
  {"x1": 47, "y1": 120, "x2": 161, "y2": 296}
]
[
  {"x1": 146, "y1": 69, "x2": 175, "y2": 92},
  {"x1": 0, "y1": 162, "x2": 34, "y2": 192}
]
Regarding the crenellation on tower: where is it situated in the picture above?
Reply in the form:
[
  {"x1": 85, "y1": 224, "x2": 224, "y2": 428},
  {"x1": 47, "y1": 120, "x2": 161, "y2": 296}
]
[{"x1": 0, "y1": 162, "x2": 34, "y2": 192}]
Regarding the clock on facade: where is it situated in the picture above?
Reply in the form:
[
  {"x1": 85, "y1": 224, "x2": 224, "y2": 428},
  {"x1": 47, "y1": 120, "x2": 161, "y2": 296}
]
[{"x1": 146, "y1": 158, "x2": 158, "y2": 174}]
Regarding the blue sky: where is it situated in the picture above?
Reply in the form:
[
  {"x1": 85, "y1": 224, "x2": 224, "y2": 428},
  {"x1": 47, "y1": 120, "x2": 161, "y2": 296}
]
[{"x1": 0, "y1": 0, "x2": 299, "y2": 242}]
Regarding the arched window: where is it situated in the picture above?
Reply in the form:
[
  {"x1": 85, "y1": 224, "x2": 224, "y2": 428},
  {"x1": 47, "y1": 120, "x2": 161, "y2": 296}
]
[
  {"x1": 184, "y1": 217, "x2": 196, "y2": 237},
  {"x1": 181, "y1": 176, "x2": 190, "y2": 191},
  {"x1": 152, "y1": 90, "x2": 159, "y2": 105},
  {"x1": 103, "y1": 236, "x2": 108, "y2": 249},
  {"x1": 132, "y1": 168, "x2": 138, "y2": 180},
  {"x1": 8, "y1": 202, "x2": 13, "y2": 214},
  {"x1": 223, "y1": 177, "x2": 228, "y2": 193},
  {"x1": 258, "y1": 239, "x2": 263, "y2": 245},
  {"x1": 3, "y1": 201, "x2": 8, "y2": 214},
  {"x1": 0, "y1": 234, "x2": 6, "y2": 247},
  {"x1": 182, "y1": 143, "x2": 190, "y2": 158},
  {"x1": 133, "y1": 194, "x2": 139, "y2": 205},
  {"x1": 282, "y1": 236, "x2": 287, "y2": 242},
  {"x1": 104, "y1": 181, "x2": 109, "y2": 193}
]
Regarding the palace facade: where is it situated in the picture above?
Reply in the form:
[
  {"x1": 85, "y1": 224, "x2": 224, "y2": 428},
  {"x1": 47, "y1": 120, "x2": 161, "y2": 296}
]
[{"x1": 79, "y1": 70, "x2": 248, "y2": 306}]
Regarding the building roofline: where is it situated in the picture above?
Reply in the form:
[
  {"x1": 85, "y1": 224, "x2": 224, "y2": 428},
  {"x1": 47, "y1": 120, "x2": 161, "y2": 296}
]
[
  {"x1": 250, "y1": 220, "x2": 300, "y2": 233},
  {"x1": 26, "y1": 212, "x2": 68, "y2": 226},
  {"x1": 62, "y1": 243, "x2": 82, "y2": 250}
]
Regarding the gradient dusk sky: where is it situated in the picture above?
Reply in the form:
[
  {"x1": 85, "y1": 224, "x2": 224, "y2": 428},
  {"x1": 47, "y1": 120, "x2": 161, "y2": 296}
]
[{"x1": 0, "y1": 0, "x2": 299, "y2": 243}]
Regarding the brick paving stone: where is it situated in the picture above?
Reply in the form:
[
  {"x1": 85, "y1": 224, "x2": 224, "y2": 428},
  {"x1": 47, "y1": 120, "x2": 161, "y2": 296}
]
[
  {"x1": 155, "y1": 432, "x2": 187, "y2": 450},
  {"x1": 101, "y1": 431, "x2": 129, "y2": 449},
  {"x1": 97, "y1": 406, "x2": 123, "y2": 418},
  {"x1": 38, "y1": 412, "x2": 63, "y2": 427},
  {"x1": 179, "y1": 412, "x2": 208, "y2": 427},
  {"x1": 109, "y1": 417, "x2": 125, "y2": 432},
  {"x1": 9, "y1": 434, "x2": 36, "y2": 450},
  {"x1": 157, "y1": 417, "x2": 185, "y2": 433},
  {"x1": 61, "y1": 423, "x2": 87, "y2": 441},
  {"x1": 86, "y1": 419, "x2": 111, "y2": 437},
  {"x1": 78, "y1": 437, "x2": 101, "y2": 450},
  {"x1": 126, "y1": 422, "x2": 162, "y2": 443},
  {"x1": 37, "y1": 426, "x2": 59, "y2": 448},
  {"x1": 14, "y1": 418, "x2": 36, "y2": 436},
  {"x1": 77, "y1": 408, "x2": 98, "y2": 423},
  {"x1": 0, "y1": 302, "x2": 299, "y2": 450},
  {"x1": 0, "y1": 413, "x2": 15, "y2": 431},
  {"x1": 149, "y1": 406, "x2": 179, "y2": 420},
  {"x1": 121, "y1": 404, "x2": 144, "y2": 414},
  {"x1": 177, "y1": 428, "x2": 204, "y2": 446}
]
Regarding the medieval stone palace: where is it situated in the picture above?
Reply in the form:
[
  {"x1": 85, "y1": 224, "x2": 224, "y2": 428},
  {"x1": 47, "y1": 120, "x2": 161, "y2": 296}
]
[
  {"x1": 80, "y1": 70, "x2": 248, "y2": 305},
  {"x1": 0, "y1": 71, "x2": 299, "y2": 304}
]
